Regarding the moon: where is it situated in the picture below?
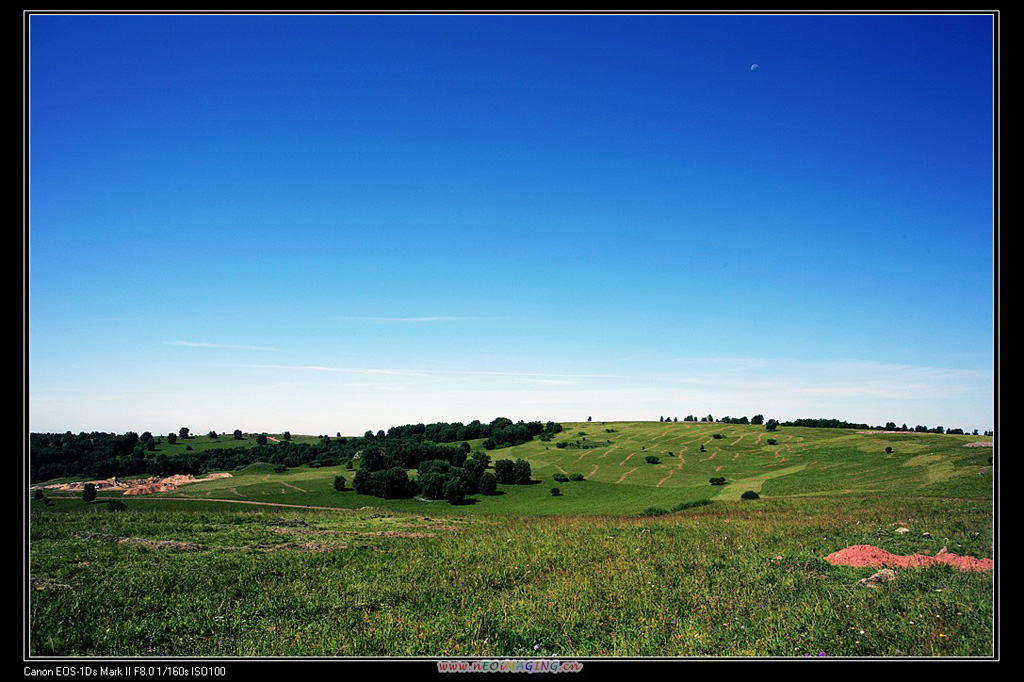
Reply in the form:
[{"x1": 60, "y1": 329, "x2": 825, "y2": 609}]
[{"x1": 750, "y1": 63, "x2": 759, "y2": 70}]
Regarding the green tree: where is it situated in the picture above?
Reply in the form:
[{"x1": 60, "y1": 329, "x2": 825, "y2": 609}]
[
  {"x1": 478, "y1": 471, "x2": 498, "y2": 495},
  {"x1": 179, "y1": 427, "x2": 190, "y2": 440},
  {"x1": 352, "y1": 469, "x2": 374, "y2": 495},
  {"x1": 333, "y1": 475, "x2": 347, "y2": 491},
  {"x1": 82, "y1": 483, "x2": 97, "y2": 503},
  {"x1": 512, "y1": 459, "x2": 532, "y2": 484},
  {"x1": 417, "y1": 471, "x2": 447, "y2": 500},
  {"x1": 494, "y1": 459, "x2": 516, "y2": 484},
  {"x1": 443, "y1": 477, "x2": 467, "y2": 505},
  {"x1": 233, "y1": 429, "x2": 243, "y2": 440},
  {"x1": 377, "y1": 467, "x2": 414, "y2": 499}
]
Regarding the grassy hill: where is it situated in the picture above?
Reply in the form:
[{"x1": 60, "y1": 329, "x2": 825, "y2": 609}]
[
  {"x1": 28, "y1": 421, "x2": 995, "y2": 658},
  {"x1": 84, "y1": 421, "x2": 993, "y2": 517}
]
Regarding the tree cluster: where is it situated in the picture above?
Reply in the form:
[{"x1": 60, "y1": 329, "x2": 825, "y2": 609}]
[{"x1": 29, "y1": 418, "x2": 561, "y2": 486}]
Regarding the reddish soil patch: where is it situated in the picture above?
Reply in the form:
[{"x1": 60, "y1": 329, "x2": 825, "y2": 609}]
[{"x1": 824, "y1": 544, "x2": 992, "y2": 572}]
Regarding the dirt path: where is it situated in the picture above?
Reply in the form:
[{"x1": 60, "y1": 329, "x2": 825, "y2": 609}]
[
  {"x1": 616, "y1": 467, "x2": 638, "y2": 484},
  {"x1": 262, "y1": 475, "x2": 308, "y2": 493}
]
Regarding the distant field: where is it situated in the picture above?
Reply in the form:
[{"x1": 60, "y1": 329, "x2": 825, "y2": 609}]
[
  {"x1": 28, "y1": 422, "x2": 995, "y2": 658},
  {"x1": 67, "y1": 421, "x2": 992, "y2": 517}
]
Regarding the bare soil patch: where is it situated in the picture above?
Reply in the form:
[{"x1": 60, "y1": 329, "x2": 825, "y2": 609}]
[{"x1": 824, "y1": 544, "x2": 992, "y2": 572}]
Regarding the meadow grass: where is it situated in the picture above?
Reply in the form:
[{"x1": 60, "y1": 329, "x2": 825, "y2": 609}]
[{"x1": 28, "y1": 423, "x2": 995, "y2": 658}]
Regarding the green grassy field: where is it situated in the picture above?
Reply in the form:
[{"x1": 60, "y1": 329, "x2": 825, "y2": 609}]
[{"x1": 28, "y1": 422, "x2": 996, "y2": 659}]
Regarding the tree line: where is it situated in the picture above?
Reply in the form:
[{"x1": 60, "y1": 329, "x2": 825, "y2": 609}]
[{"x1": 28, "y1": 417, "x2": 561, "y2": 485}]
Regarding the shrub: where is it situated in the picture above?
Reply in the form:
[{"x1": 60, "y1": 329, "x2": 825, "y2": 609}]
[
  {"x1": 512, "y1": 459, "x2": 532, "y2": 484},
  {"x1": 494, "y1": 459, "x2": 516, "y2": 484},
  {"x1": 644, "y1": 455, "x2": 661, "y2": 464},
  {"x1": 569, "y1": 473, "x2": 585, "y2": 481},
  {"x1": 709, "y1": 477, "x2": 726, "y2": 486},
  {"x1": 553, "y1": 473, "x2": 569, "y2": 483},
  {"x1": 82, "y1": 483, "x2": 97, "y2": 503},
  {"x1": 712, "y1": 433, "x2": 724, "y2": 439},
  {"x1": 106, "y1": 499, "x2": 126, "y2": 512},
  {"x1": 417, "y1": 471, "x2": 447, "y2": 500},
  {"x1": 741, "y1": 490, "x2": 760, "y2": 500},
  {"x1": 671, "y1": 499, "x2": 712, "y2": 512},
  {"x1": 885, "y1": 446, "x2": 894, "y2": 454},
  {"x1": 479, "y1": 471, "x2": 498, "y2": 495},
  {"x1": 550, "y1": 487, "x2": 562, "y2": 496},
  {"x1": 444, "y1": 477, "x2": 467, "y2": 505},
  {"x1": 767, "y1": 438, "x2": 777, "y2": 445},
  {"x1": 333, "y1": 475, "x2": 347, "y2": 492},
  {"x1": 639, "y1": 506, "x2": 668, "y2": 517}
]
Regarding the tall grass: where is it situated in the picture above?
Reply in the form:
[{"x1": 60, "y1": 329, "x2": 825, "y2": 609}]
[{"x1": 29, "y1": 495, "x2": 993, "y2": 658}]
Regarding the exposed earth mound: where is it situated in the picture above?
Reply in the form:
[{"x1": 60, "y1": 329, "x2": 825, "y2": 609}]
[
  {"x1": 37, "y1": 472, "x2": 232, "y2": 496},
  {"x1": 824, "y1": 544, "x2": 992, "y2": 572}
]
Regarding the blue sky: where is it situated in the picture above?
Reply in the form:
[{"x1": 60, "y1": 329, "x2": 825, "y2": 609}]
[{"x1": 28, "y1": 12, "x2": 997, "y2": 436}]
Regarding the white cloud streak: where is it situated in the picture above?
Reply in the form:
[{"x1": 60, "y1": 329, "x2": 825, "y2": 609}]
[
  {"x1": 325, "y1": 316, "x2": 487, "y2": 323},
  {"x1": 163, "y1": 341, "x2": 277, "y2": 351},
  {"x1": 250, "y1": 364, "x2": 627, "y2": 380}
]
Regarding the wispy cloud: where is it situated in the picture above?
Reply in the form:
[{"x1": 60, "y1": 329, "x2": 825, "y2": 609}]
[
  {"x1": 325, "y1": 316, "x2": 487, "y2": 323},
  {"x1": 163, "y1": 341, "x2": 277, "y2": 351},
  {"x1": 251, "y1": 364, "x2": 627, "y2": 381}
]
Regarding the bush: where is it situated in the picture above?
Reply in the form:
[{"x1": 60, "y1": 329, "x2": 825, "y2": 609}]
[
  {"x1": 550, "y1": 487, "x2": 562, "y2": 496},
  {"x1": 709, "y1": 477, "x2": 726, "y2": 486},
  {"x1": 479, "y1": 471, "x2": 498, "y2": 495},
  {"x1": 333, "y1": 475, "x2": 347, "y2": 492},
  {"x1": 741, "y1": 490, "x2": 760, "y2": 500},
  {"x1": 106, "y1": 499, "x2": 126, "y2": 512},
  {"x1": 644, "y1": 455, "x2": 661, "y2": 464},
  {"x1": 552, "y1": 473, "x2": 569, "y2": 483},
  {"x1": 639, "y1": 506, "x2": 668, "y2": 517},
  {"x1": 885, "y1": 446, "x2": 894, "y2": 454},
  {"x1": 417, "y1": 471, "x2": 447, "y2": 500},
  {"x1": 712, "y1": 434, "x2": 724, "y2": 439},
  {"x1": 82, "y1": 483, "x2": 97, "y2": 503},
  {"x1": 493, "y1": 459, "x2": 516, "y2": 484},
  {"x1": 569, "y1": 473, "x2": 585, "y2": 481},
  {"x1": 444, "y1": 477, "x2": 467, "y2": 505},
  {"x1": 767, "y1": 438, "x2": 777, "y2": 445},
  {"x1": 671, "y1": 499, "x2": 712, "y2": 512},
  {"x1": 512, "y1": 459, "x2": 532, "y2": 484}
]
